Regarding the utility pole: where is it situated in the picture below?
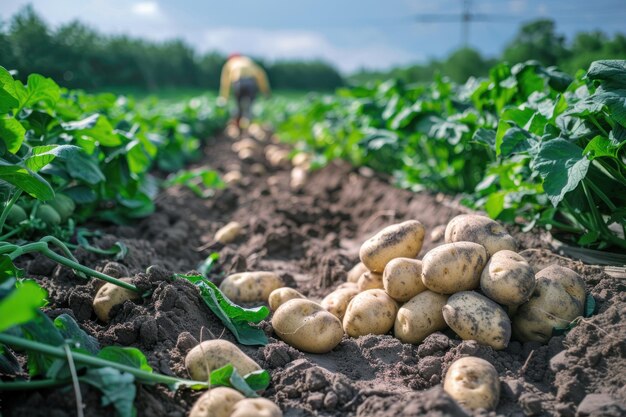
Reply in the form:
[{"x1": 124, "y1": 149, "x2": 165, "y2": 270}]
[{"x1": 461, "y1": 0, "x2": 471, "y2": 46}]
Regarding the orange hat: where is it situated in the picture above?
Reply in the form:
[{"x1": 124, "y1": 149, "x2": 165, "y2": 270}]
[{"x1": 227, "y1": 52, "x2": 241, "y2": 60}]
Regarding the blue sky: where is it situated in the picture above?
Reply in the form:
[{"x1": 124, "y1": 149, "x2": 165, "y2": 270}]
[{"x1": 1, "y1": 0, "x2": 625, "y2": 73}]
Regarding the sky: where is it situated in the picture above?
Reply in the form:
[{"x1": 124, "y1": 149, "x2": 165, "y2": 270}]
[{"x1": 1, "y1": 0, "x2": 625, "y2": 73}]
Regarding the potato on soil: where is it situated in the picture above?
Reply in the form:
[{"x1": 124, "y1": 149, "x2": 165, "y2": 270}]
[
  {"x1": 93, "y1": 278, "x2": 140, "y2": 322},
  {"x1": 321, "y1": 287, "x2": 359, "y2": 320},
  {"x1": 215, "y1": 221, "x2": 242, "y2": 244},
  {"x1": 185, "y1": 339, "x2": 261, "y2": 381},
  {"x1": 343, "y1": 289, "x2": 398, "y2": 337},
  {"x1": 291, "y1": 152, "x2": 311, "y2": 169},
  {"x1": 445, "y1": 214, "x2": 517, "y2": 256},
  {"x1": 223, "y1": 170, "x2": 243, "y2": 185},
  {"x1": 347, "y1": 262, "x2": 368, "y2": 283},
  {"x1": 512, "y1": 265, "x2": 585, "y2": 343},
  {"x1": 189, "y1": 387, "x2": 244, "y2": 417},
  {"x1": 231, "y1": 398, "x2": 283, "y2": 417},
  {"x1": 444, "y1": 356, "x2": 500, "y2": 411},
  {"x1": 383, "y1": 257, "x2": 426, "y2": 302},
  {"x1": 442, "y1": 291, "x2": 511, "y2": 350},
  {"x1": 231, "y1": 138, "x2": 259, "y2": 153},
  {"x1": 268, "y1": 287, "x2": 305, "y2": 311},
  {"x1": 219, "y1": 271, "x2": 283, "y2": 303},
  {"x1": 357, "y1": 270, "x2": 384, "y2": 291},
  {"x1": 238, "y1": 148, "x2": 256, "y2": 162},
  {"x1": 290, "y1": 166, "x2": 307, "y2": 190},
  {"x1": 394, "y1": 290, "x2": 448, "y2": 344},
  {"x1": 480, "y1": 250, "x2": 535, "y2": 306},
  {"x1": 359, "y1": 220, "x2": 425, "y2": 273},
  {"x1": 272, "y1": 299, "x2": 343, "y2": 353},
  {"x1": 421, "y1": 242, "x2": 487, "y2": 294}
]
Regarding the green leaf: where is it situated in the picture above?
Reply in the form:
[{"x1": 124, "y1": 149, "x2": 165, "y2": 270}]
[
  {"x1": 586, "y1": 60, "x2": 626, "y2": 88},
  {"x1": 583, "y1": 135, "x2": 619, "y2": 160},
  {"x1": 126, "y1": 140, "x2": 151, "y2": 175},
  {"x1": 65, "y1": 152, "x2": 105, "y2": 184},
  {"x1": 500, "y1": 127, "x2": 538, "y2": 157},
  {"x1": 590, "y1": 89, "x2": 626, "y2": 127},
  {"x1": 14, "y1": 74, "x2": 61, "y2": 109},
  {"x1": 584, "y1": 294, "x2": 596, "y2": 317},
  {"x1": 21, "y1": 311, "x2": 66, "y2": 376},
  {"x1": 229, "y1": 368, "x2": 259, "y2": 398},
  {"x1": 484, "y1": 191, "x2": 505, "y2": 218},
  {"x1": 208, "y1": 364, "x2": 270, "y2": 397},
  {"x1": 81, "y1": 367, "x2": 137, "y2": 417},
  {"x1": 61, "y1": 114, "x2": 100, "y2": 131},
  {"x1": 74, "y1": 115, "x2": 122, "y2": 147},
  {"x1": 54, "y1": 313, "x2": 100, "y2": 354},
  {"x1": 25, "y1": 145, "x2": 82, "y2": 172},
  {"x1": 242, "y1": 369, "x2": 271, "y2": 391},
  {"x1": 471, "y1": 128, "x2": 496, "y2": 148},
  {"x1": 578, "y1": 230, "x2": 600, "y2": 246},
  {"x1": 0, "y1": 280, "x2": 47, "y2": 332},
  {"x1": 0, "y1": 161, "x2": 55, "y2": 200},
  {"x1": 97, "y1": 346, "x2": 153, "y2": 373},
  {"x1": 0, "y1": 254, "x2": 24, "y2": 282},
  {"x1": 0, "y1": 117, "x2": 26, "y2": 154},
  {"x1": 198, "y1": 253, "x2": 220, "y2": 278},
  {"x1": 0, "y1": 66, "x2": 18, "y2": 113}
]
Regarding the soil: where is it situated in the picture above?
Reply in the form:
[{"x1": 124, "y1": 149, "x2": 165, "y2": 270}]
[{"x1": 1, "y1": 127, "x2": 625, "y2": 417}]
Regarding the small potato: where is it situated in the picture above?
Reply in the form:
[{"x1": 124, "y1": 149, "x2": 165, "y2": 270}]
[
  {"x1": 292, "y1": 152, "x2": 312, "y2": 169},
  {"x1": 238, "y1": 148, "x2": 255, "y2": 161},
  {"x1": 445, "y1": 214, "x2": 517, "y2": 257},
  {"x1": 421, "y1": 242, "x2": 487, "y2": 294},
  {"x1": 359, "y1": 220, "x2": 425, "y2": 273},
  {"x1": 189, "y1": 387, "x2": 244, "y2": 417},
  {"x1": 215, "y1": 221, "x2": 242, "y2": 244},
  {"x1": 480, "y1": 250, "x2": 535, "y2": 306},
  {"x1": 272, "y1": 299, "x2": 343, "y2": 353},
  {"x1": 185, "y1": 339, "x2": 261, "y2": 381},
  {"x1": 268, "y1": 287, "x2": 305, "y2": 311},
  {"x1": 394, "y1": 291, "x2": 448, "y2": 344},
  {"x1": 343, "y1": 289, "x2": 398, "y2": 337},
  {"x1": 219, "y1": 272, "x2": 284, "y2": 303},
  {"x1": 290, "y1": 166, "x2": 307, "y2": 190},
  {"x1": 231, "y1": 138, "x2": 259, "y2": 153},
  {"x1": 93, "y1": 279, "x2": 140, "y2": 322},
  {"x1": 383, "y1": 257, "x2": 426, "y2": 302},
  {"x1": 357, "y1": 271, "x2": 384, "y2": 291},
  {"x1": 250, "y1": 163, "x2": 266, "y2": 176},
  {"x1": 512, "y1": 265, "x2": 585, "y2": 343},
  {"x1": 444, "y1": 357, "x2": 500, "y2": 411},
  {"x1": 321, "y1": 287, "x2": 359, "y2": 320},
  {"x1": 223, "y1": 170, "x2": 243, "y2": 185},
  {"x1": 347, "y1": 262, "x2": 368, "y2": 283},
  {"x1": 231, "y1": 398, "x2": 282, "y2": 417},
  {"x1": 337, "y1": 282, "x2": 358, "y2": 290},
  {"x1": 442, "y1": 291, "x2": 511, "y2": 350}
]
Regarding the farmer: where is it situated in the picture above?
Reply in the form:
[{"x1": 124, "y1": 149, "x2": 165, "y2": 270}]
[{"x1": 218, "y1": 53, "x2": 271, "y2": 129}]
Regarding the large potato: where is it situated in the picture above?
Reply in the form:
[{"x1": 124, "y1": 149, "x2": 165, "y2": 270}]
[
  {"x1": 480, "y1": 250, "x2": 535, "y2": 306},
  {"x1": 445, "y1": 214, "x2": 517, "y2": 257},
  {"x1": 343, "y1": 289, "x2": 398, "y2": 337},
  {"x1": 394, "y1": 290, "x2": 448, "y2": 344},
  {"x1": 268, "y1": 287, "x2": 305, "y2": 311},
  {"x1": 444, "y1": 357, "x2": 500, "y2": 411},
  {"x1": 321, "y1": 287, "x2": 359, "y2": 320},
  {"x1": 357, "y1": 270, "x2": 384, "y2": 291},
  {"x1": 512, "y1": 265, "x2": 585, "y2": 343},
  {"x1": 189, "y1": 387, "x2": 244, "y2": 417},
  {"x1": 185, "y1": 339, "x2": 261, "y2": 381},
  {"x1": 93, "y1": 279, "x2": 140, "y2": 322},
  {"x1": 219, "y1": 272, "x2": 284, "y2": 303},
  {"x1": 215, "y1": 221, "x2": 242, "y2": 244},
  {"x1": 347, "y1": 262, "x2": 368, "y2": 283},
  {"x1": 383, "y1": 257, "x2": 426, "y2": 302},
  {"x1": 359, "y1": 220, "x2": 425, "y2": 273},
  {"x1": 231, "y1": 398, "x2": 282, "y2": 417},
  {"x1": 272, "y1": 299, "x2": 343, "y2": 353},
  {"x1": 442, "y1": 291, "x2": 511, "y2": 350},
  {"x1": 421, "y1": 242, "x2": 487, "y2": 294}
]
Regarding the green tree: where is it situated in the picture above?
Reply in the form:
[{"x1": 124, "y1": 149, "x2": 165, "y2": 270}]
[
  {"x1": 442, "y1": 48, "x2": 491, "y2": 83},
  {"x1": 502, "y1": 19, "x2": 568, "y2": 66}
]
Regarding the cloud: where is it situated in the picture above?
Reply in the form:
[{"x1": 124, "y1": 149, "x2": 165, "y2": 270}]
[{"x1": 131, "y1": 1, "x2": 161, "y2": 18}]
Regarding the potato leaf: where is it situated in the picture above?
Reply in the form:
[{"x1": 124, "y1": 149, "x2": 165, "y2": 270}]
[
  {"x1": 0, "y1": 279, "x2": 47, "y2": 333},
  {"x1": 54, "y1": 313, "x2": 100, "y2": 354},
  {"x1": 97, "y1": 346, "x2": 153, "y2": 373},
  {"x1": 80, "y1": 367, "x2": 137, "y2": 417},
  {"x1": 209, "y1": 363, "x2": 270, "y2": 397}
]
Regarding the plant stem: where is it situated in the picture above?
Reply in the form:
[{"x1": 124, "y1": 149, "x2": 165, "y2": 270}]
[
  {"x1": 0, "y1": 190, "x2": 23, "y2": 236},
  {"x1": 0, "y1": 378, "x2": 70, "y2": 390}
]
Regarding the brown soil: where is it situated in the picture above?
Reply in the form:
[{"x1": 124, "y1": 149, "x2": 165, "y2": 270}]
[{"x1": 1, "y1": 129, "x2": 624, "y2": 417}]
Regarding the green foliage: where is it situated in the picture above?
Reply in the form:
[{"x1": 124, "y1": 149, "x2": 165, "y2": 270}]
[{"x1": 209, "y1": 364, "x2": 271, "y2": 397}]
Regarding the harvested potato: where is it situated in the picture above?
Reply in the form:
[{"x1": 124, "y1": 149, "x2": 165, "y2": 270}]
[
  {"x1": 272, "y1": 299, "x2": 343, "y2": 353},
  {"x1": 421, "y1": 242, "x2": 487, "y2": 294},
  {"x1": 444, "y1": 356, "x2": 500, "y2": 411},
  {"x1": 343, "y1": 289, "x2": 398, "y2": 337},
  {"x1": 442, "y1": 291, "x2": 511, "y2": 350},
  {"x1": 238, "y1": 148, "x2": 255, "y2": 161},
  {"x1": 357, "y1": 270, "x2": 384, "y2": 291},
  {"x1": 248, "y1": 123, "x2": 268, "y2": 141},
  {"x1": 225, "y1": 124, "x2": 240, "y2": 139},
  {"x1": 321, "y1": 287, "x2": 359, "y2": 320},
  {"x1": 215, "y1": 221, "x2": 242, "y2": 244},
  {"x1": 290, "y1": 166, "x2": 307, "y2": 190},
  {"x1": 268, "y1": 287, "x2": 305, "y2": 311},
  {"x1": 251, "y1": 163, "x2": 266, "y2": 176},
  {"x1": 189, "y1": 387, "x2": 244, "y2": 417},
  {"x1": 445, "y1": 214, "x2": 517, "y2": 256},
  {"x1": 231, "y1": 138, "x2": 259, "y2": 153},
  {"x1": 219, "y1": 272, "x2": 284, "y2": 303},
  {"x1": 337, "y1": 282, "x2": 358, "y2": 290},
  {"x1": 394, "y1": 290, "x2": 448, "y2": 344},
  {"x1": 223, "y1": 170, "x2": 243, "y2": 185},
  {"x1": 93, "y1": 279, "x2": 140, "y2": 322},
  {"x1": 480, "y1": 250, "x2": 535, "y2": 306},
  {"x1": 292, "y1": 152, "x2": 311, "y2": 168},
  {"x1": 347, "y1": 262, "x2": 368, "y2": 283},
  {"x1": 359, "y1": 220, "x2": 425, "y2": 273},
  {"x1": 383, "y1": 257, "x2": 426, "y2": 302},
  {"x1": 512, "y1": 265, "x2": 585, "y2": 343},
  {"x1": 265, "y1": 146, "x2": 289, "y2": 167},
  {"x1": 231, "y1": 398, "x2": 282, "y2": 417},
  {"x1": 185, "y1": 339, "x2": 261, "y2": 381}
]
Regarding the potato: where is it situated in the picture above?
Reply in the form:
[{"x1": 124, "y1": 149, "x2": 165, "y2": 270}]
[
  {"x1": 251, "y1": 163, "x2": 266, "y2": 176},
  {"x1": 444, "y1": 356, "x2": 500, "y2": 411},
  {"x1": 215, "y1": 221, "x2": 242, "y2": 244},
  {"x1": 223, "y1": 170, "x2": 243, "y2": 185},
  {"x1": 292, "y1": 152, "x2": 312, "y2": 169},
  {"x1": 231, "y1": 138, "x2": 259, "y2": 153},
  {"x1": 231, "y1": 398, "x2": 282, "y2": 417},
  {"x1": 357, "y1": 270, "x2": 384, "y2": 291},
  {"x1": 337, "y1": 282, "x2": 358, "y2": 290},
  {"x1": 445, "y1": 214, "x2": 517, "y2": 257},
  {"x1": 185, "y1": 339, "x2": 261, "y2": 381},
  {"x1": 268, "y1": 287, "x2": 305, "y2": 311},
  {"x1": 512, "y1": 265, "x2": 585, "y2": 343},
  {"x1": 442, "y1": 291, "x2": 511, "y2": 350},
  {"x1": 343, "y1": 289, "x2": 398, "y2": 337},
  {"x1": 421, "y1": 242, "x2": 487, "y2": 294},
  {"x1": 290, "y1": 166, "x2": 307, "y2": 190},
  {"x1": 189, "y1": 387, "x2": 244, "y2": 417},
  {"x1": 321, "y1": 287, "x2": 359, "y2": 320},
  {"x1": 480, "y1": 250, "x2": 535, "y2": 306},
  {"x1": 383, "y1": 257, "x2": 426, "y2": 302},
  {"x1": 347, "y1": 262, "x2": 368, "y2": 283},
  {"x1": 394, "y1": 291, "x2": 448, "y2": 344},
  {"x1": 359, "y1": 220, "x2": 425, "y2": 273},
  {"x1": 93, "y1": 279, "x2": 140, "y2": 322},
  {"x1": 219, "y1": 272, "x2": 284, "y2": 303},
  {"x1": 238, "y1": 148, "x2": 255, "y2": 161},
  {"x1": 272, "y1": 299, "x2": 343, "y2": 353}
]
